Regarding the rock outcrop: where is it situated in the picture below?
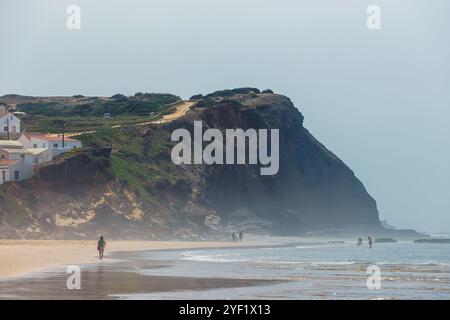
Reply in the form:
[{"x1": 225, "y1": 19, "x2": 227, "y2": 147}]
[{"x1": 174, "y1": 93, "x2": 382, "y2": 234}]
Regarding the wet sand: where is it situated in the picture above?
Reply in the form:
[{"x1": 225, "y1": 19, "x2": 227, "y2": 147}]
[
  {"x1": 0, "y1": 247, "x2": 286, "y2": 300},
  {"x1": 0, "y1": 240, "x2": 262, "y2": 279},
  {"x1": 0, "y1": 269, "x2": 282, "y2": 300}
]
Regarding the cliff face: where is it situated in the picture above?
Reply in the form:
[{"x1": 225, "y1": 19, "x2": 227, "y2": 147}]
[
  {"x1": 0, "y1": 91, "x2": 382, "y2": 239},
  {"x1": 178, "y1": 93, "x2": 381, "y2": 234}
]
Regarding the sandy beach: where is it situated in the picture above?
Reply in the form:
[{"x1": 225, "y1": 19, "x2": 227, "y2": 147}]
[
  {"x1": 0, "y1": 240, "x2": 254, "y2": 279},
  {"x1": 1, "y1": 240, "x2": 450, "y2": 299},
  {"x1": 0, "y1": 239, "x2": 289, "y2": 299}
]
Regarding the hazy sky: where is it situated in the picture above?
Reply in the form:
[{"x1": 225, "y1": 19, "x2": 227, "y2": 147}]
[{"x1": 1, "y1": 0, "x2": 449, "y2": 233}]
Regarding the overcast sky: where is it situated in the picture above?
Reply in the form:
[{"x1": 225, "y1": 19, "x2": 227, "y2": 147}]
[{"x1": 1, "y1": 0, "x2": 449, "y2": 233}]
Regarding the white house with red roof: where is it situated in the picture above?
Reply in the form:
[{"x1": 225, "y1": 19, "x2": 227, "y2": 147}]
[
  {"x1": 0, "y1": 111, "x2": 82, "y2": 184},
  {"x1": 0, "y1": 140, "x2": 35, "y2": 184},
  {"x1": 0, "y1": 106, "x2": 21, "y2": 134},
  {"x1": 0, "y1": 140, "x2": 52, "y2": 165},
  {"x1": 18, "y1": 132, "x2": 82, "y2": 157}
]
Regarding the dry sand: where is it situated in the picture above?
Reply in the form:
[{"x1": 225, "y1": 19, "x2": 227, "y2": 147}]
[{"x1": 0, "y1": 240, "x2": 252, "y2": 279}]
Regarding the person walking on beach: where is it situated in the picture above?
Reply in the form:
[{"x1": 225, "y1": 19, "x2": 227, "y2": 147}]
[
  {"x1": 97, "y1": 236, "x2": 107, "y2": 260},
  {"x1": 238, "y1": 231, "x2": 243, "y2": 242},
  {"x1": 368, "y1": 236, "x2": 373, "y2": 249},
  {"x1": 232, "y1": 232, "x2": 237, "y2": 242}
]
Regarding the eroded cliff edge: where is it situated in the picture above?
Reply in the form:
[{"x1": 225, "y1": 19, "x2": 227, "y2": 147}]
[{"x1": 0, "y1": 91, "x2": 385, "y2": 239}]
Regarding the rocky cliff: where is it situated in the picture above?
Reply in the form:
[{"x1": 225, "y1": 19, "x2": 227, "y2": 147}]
[{"x1": 0, "y1": 90, "x2": 384, "y2": 239}]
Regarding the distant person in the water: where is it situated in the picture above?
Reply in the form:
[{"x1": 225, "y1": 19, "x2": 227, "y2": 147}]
[
  {"x1": 357, "y1": 238, "x2": 363, "y2": 246},
  {"x1": 238, "y1": 231, "x2": 243, "y2": 242},
  {"x1": 368, "y1": 236, "x2": 373, "y2": 249},
  {"x1": 97, "y1": 236, "x2": 107, "y2": 260},
  {"x1": 232, "y1": 232, "x2": 237, "y2": 242}
]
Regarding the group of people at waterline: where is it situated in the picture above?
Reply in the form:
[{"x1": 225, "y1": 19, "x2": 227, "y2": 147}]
[
  {"x1": 232, "y1": 231, "x2": 244, "y2": 242},
  {"x1": 358, "y1": 236, "x2": 374, "y2": 249}
]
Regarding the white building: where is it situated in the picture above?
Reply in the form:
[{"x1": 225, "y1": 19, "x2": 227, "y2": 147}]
[
  {"x1": 0, "y1": 112, "x2": 82, "y2": 185},
  {"x1": 1, "y1": 160, "x2": 15, "y2": 184},
  {"x1": 0, "y1": 106, "x2": 21, "y2": 134},
  {"x1": 0, "y1": 141, "x2": 34, "y2": 183},
  {"x1": 0, "y1": 141, "x2": 30, "y2": 164},
  {"x1": 0, "y1": 159, "x2": 34, "y2": 183},
  {"x1": 19, "y1": 132, "x2": 82, "y2": 158},
  {"x1": 28, "y1": 148, "x2": 53, "y2": 165},
  {"x1": 0, "y1": 142, "x2": 53, "y2": 185},
  {"x1": 0, "y1": 155, "x2": 32, "y2": 185}
]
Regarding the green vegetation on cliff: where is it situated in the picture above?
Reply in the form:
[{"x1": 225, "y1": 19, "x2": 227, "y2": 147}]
[
  {"x1": 75, "y1": 126, "x2": 190, "y2": 204},
  {"x1": 3, "y1": 93, "x2": 180, "y2": 133},
  {"x1": 16, "y1": 93, "x2": 180, "y2": 117}
]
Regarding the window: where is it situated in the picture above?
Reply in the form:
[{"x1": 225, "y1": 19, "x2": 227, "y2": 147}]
[
  {"x1": 1, "y1": 171, "x2": 5, "y2": 182},
  {"x1": 34, "y1": 157, "x2": 39, "y2": 164},
  {"x1": 53, "y1": 143, "x2": 58, "y2": 148},
  {"x1": 33, "y1": 144, "x2": 37, "y2": 148},
  {"x1": 20, "y1": 154, "x2": 25, "y2": 160},
  {"x1": 3, "y1": 127, "x2": 7, "y2": 131},
  {"x1": 14, "y1": 171, "x2": 19, "y2": 180}
]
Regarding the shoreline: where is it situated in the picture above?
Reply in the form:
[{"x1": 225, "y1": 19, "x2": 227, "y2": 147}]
[
  {"x1": 1, "y1": 240, "x2": 448, "y2": 299},
  {"x1": 0, "y1": 237, "x2": 339, "y2": 280},
  {"x1": 0, "y1": 239, "x2": 297, "y2": 299},
  {"x1": 0, "y1": 239, "x2": 278, "y2": 280}
]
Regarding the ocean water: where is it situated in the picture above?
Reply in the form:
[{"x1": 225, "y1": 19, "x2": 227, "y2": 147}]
[{"x1": 119, "y1": 241, "x2": 450, "y2": 300}]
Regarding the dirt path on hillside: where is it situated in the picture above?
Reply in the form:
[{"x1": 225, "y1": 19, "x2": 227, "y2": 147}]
[
  {"x1": 65, "y1": 101, "x2": 195, "y2": 137},
  {"x1": 151, "y1": 101, "x2": 195, "y2": 124}
]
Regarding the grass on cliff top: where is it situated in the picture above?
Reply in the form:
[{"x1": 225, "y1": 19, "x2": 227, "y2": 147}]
[
  {"x1": 16, "y1": 93, "x2": 180, "y2": 117},
  {"x1": 18, "y1": 93, "x2": 180, "y2": 134},
  {"x1": 20, "y1": 114, "x2": 165, "y2": 134}
]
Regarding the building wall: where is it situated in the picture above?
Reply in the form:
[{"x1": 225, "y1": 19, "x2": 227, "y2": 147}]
[
  {"x1": 0, "y1": 150, "x2": 32, "y2": 163},
  {"x1": 46, "y1": 140, "x2": 82, "y2": 158},
  {"x1": 19, "y1": 135, "x2": 82, "y2": 150},
  {"x1": 0, "y1": 114, "x2": 21, "y2": 133},
  {"x1": 31, "y1": 149, "x2": 53, "y2": 165},
  {"x1": 11, "y1": 159, "x2": 33, "y2": 181},
  {"x1": 48, "y1": 140, "x2": 82, "y2": 149},
  {"x1": 0, "y1": 149, "x2": 35, "y2": 182},
  {"x1": 18, "y1": 136, "x2": 48, "y2": 149},
  {"x1": 0, "y1": 160, "x2": 32, "y2": 183}
]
